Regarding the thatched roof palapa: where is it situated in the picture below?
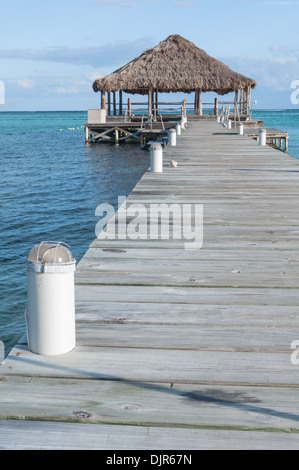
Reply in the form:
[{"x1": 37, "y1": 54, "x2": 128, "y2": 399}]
[{"x1": 93, "y1": 34, "x2": 257, "y2": 96}]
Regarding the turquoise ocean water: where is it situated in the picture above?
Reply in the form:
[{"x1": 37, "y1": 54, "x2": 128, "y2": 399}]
[{"x1": 0, "y1": 109, "x2": 299, "y2": 357}]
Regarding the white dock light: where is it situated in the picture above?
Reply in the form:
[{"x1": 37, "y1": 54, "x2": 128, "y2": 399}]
[
  {"x1": 25, "y1": 241, "x2": 76, "y2": 356},
  {"x1": 150, "y1": 142, "x2": 163, "y2": 173},
  {"x1": 168, "y1": 128, "x2": 177, "y2": 146},
  {"x1": 238, "y1": 123, "x2": 244, "y2": 136},
  {"x1": 259, "y1": 128, "x2": 267, "y2": 146}
]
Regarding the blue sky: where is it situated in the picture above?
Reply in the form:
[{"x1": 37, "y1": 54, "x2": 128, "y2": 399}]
[{"x1": 1, "y1": 0, "x2": 299, "y2": 110}]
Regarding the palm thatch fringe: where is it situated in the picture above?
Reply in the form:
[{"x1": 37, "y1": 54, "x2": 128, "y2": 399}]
[{"x1": 93, "y1": 34, "x2": 257, "y2": 96}]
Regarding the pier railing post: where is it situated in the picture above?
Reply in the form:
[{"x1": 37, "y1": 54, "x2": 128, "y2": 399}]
[{"x1": 150, "y1": 143, "x2": 163, "y2": 173}]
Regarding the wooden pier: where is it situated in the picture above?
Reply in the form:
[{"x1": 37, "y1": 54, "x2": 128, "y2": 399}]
[
  {"x1": 243, "y1": 126, "x2": 289, "y2": 151},
  {"x1": 1, "y1": 119, "x2": 299, "y2": 449}
]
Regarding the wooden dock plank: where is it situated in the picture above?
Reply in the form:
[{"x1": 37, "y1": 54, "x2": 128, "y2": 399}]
[
  {"x1": 1, "y1": 419, "x2": 299, "y2": 450},
  {"x1": 1, "y1": 343, "x2": 297, "y2": 386},
  {"x1": 1, "y1": 378, "x2": 299, "y2": 432},
  {"x1": 2, "y1": 118, "x2": 299, "y2": 449}
]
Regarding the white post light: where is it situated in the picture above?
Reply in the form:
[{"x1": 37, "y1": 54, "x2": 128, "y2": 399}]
[
  {"x1": 168, "y1": 128, "x2": 177, "y2": 146},
  {"x1": 26, "y1": 242, "x2": 76, "y2": 356},
  {"x1": 259, "y1": 128, "x2": 267, "y2": 146},
  {"x1": 150, "y1": 142, "x2": 163, "y2": 172}
]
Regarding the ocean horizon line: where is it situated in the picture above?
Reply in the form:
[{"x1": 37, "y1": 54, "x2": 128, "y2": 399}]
[{"x1": 0, "y1": 108, "x2": 298, "y2": 113}]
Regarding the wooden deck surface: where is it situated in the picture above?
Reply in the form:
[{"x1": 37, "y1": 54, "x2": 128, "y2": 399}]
[{"x1": 1, "y1": 119, "x2": 299, "y2": 449}]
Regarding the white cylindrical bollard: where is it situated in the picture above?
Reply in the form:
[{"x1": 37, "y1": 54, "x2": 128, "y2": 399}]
[
  {"x1": 238, "y1": 123, "x2": 244, "y2": 136},
  {"x1": 150, "y1": 142, "x2": 163, "y2": 173},
  {"x1": 227, "y1": 119, "x2": 232, "y2": 129},
  {"x1": 259, "y1": 128, "x2": 267, "y2": 146},
  {"x1": 176, "y1": 123, "x2": 181, "y2": 136},
  {"x1": 26, "y1": 242, "x2": 76, "y2": 356},
  {"x1": 217, "y1": 116, "x2": 220, "y2": 123},
  {"x1": 168, "y1": 128, "x2": 177, "y2": 146}
]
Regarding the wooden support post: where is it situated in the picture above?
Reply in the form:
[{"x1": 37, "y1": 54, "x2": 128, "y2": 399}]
[
  {"x1": 194, "y1": 90, "x2": 199, "y2": 115},
  {"x1": 119, "y1": 90, "x2": 123, "y2": 116},
  {"x1": 101, "y1": 92, "x2": 106, "y2": 110},
  {"x1": 234, "y1": 91, "x2": 238, "y2": 118},
  {"x1": 155, "y1": 90, "x2": 158, "y2": 116},
  {"x1": 214, "y1": 98, "x2": 218, "y2": 116},
  {"x1": 148, "y1": 86, "x2": 153, "y2": 117},
  {"x1": 246, "y1": 86, "x2": 251, "y2": 117},
  {"x1": 85, "y1": 126, "x2": 89, "y2": 143},
  {"x1": 243, "y1": 88, "x2": 247, "y2": 116},
  {"x1": 183, "y1": 98, "x2": 186, "y2": 118},
  {"x1": 108, "y1": 92, "x2": 111, "y2": 116},
  {"x1": 151, "y1": 88, "x2": 154, "y2": 115},
  {"x1": 128, "y1": 98, "x2": 131, "y2": 117},
  {"x1": 240, "y1": 89, "x2": 244, "y2": 115},
  {"x1": 199, "y1": 89, "x2": 202, "y2": 116},
  {"x1": 113, "y1": 92, "x2": 116, "y2": 116}
]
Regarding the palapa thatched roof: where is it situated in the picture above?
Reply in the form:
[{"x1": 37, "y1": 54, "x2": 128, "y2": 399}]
[{"x1": 93, "y1": 34, "x2": 257, "y2": 96}]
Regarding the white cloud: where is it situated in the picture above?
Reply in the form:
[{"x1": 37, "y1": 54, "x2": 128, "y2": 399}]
[
  {"x1": 9, "y1": 78, "x2": 35, "y2": 89},
  {"x1": 222, "y1": 54, "x2": 299, "y2": 92},
  {"x1": 55, "y1": 86, "x2": 80, "y2": 94},
  {"x1": 0, "y1": 39, "x2": 152, "y2": 69}
]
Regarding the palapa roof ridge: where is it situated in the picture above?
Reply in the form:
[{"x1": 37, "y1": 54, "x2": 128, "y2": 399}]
[{"x1": 93, "y1": 34, "x2": 257, "y2": 95}]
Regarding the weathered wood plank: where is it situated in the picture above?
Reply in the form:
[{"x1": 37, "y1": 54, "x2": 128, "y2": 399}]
[
  {"x1": 1, "y1": 343, "x2": 297, "y2": 386},
  {"x1": 74, "y1": 284, "x2": 299, "y2": 306},
  {"x1": 1, "y1": 419, "x2": 299, "y2": 450},
  {"x1": 1, "y1": 378, "x2": 299, "y2": 432},
  {"x1": 17, "y1": 323, "x2": 297, "y2": 352},
  {"x1": 73, "y1": 301, "x2": 299, "y2": 326}
]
